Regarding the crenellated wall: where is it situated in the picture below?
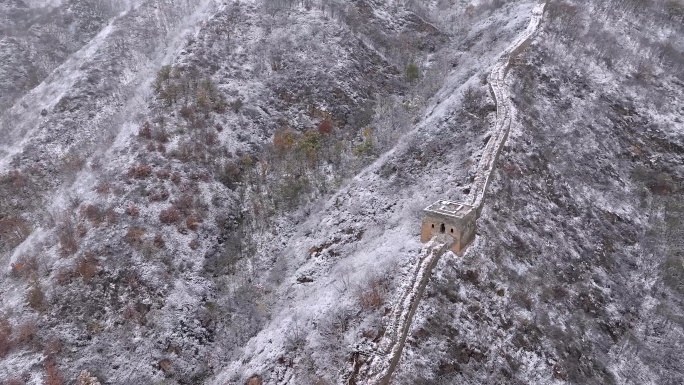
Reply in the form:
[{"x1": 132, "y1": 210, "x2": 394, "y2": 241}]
[
  {"x1": 467, "y1": 2, "x2": 546, "y2": 214},
  {"x1": 357, "y1": 3, "x2": 547, "y2": 384}
]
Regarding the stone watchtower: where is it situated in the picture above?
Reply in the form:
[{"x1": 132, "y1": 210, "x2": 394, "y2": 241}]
[{"x1": 420, "y1": 200, "x2": 477, "y2": 253}]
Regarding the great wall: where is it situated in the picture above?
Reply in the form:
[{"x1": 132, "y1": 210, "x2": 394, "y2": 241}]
[{"x1": 348, "y1": 3, "x2": 547, "y2": 384}]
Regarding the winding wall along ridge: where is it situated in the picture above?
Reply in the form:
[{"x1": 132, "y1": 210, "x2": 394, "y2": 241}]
[
  {"x1": 467, "y1": 2, "x2": 546, "y2": 212},
  {"x1": 354, "y1": 4, "x2": 546, "y2": 384}
]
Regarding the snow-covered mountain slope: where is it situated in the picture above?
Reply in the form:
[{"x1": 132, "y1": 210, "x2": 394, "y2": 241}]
[
  {"x1": 1, "y1": 0, "x2": 683, "y2": 384},
  {"x1": 395, "y1": 1, "x2": 684, "y2": 384}
]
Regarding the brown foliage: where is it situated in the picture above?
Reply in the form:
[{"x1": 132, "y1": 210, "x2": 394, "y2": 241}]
[
  {"x1": 156, "y1": 168, "x2": 171, "y2": 180},
  {"x1": 153, "y1": 234, "x2": 165, "y2": 249},
  {"x1": 105, "y1": 207, "x2": 117, "y2": 225},
  {"x1": 10, "y1": 255, "x2": 38, "y2": 280},
  {"x1": 15, "y1": 320, "x2": 37, "y2": 347},
  {"x1": 357, "y1": 278, "x2": 387, "y2": 310},
  {"x1": 127, "y1": 164, "x2": 152, "y2": 179},
  {"x1": 57, "y1": 219, "x2": 78, "y2": 257},
  {"x1": 4, "y1": 169, "x2": 27, "y2": 189},
  {"x1": 186, "y1": 215, "x2": 200, "y2": 231},
  {"x1": 94, "y1": 181, "x2": 111, "y2": 195},
  {"x1": 245, "y1": 375, "x2": 263, "y2": 385},
  {"x1": 44, "y1": 360, "x2": 64, "y2": 385},
  {"x1": 76, "y1": 253, "x2": 99, "y2": 282},
  {"x1": 154, "y1": 128, "x2": 169, "y2": 143},
  {"x1": 179, "y1": 105, "x2": 194, "y2": 120},
  {"x1": 159, "y1": 207, "x2": 181, "y2": 224},
  {"x1": 126, "y1": 203, "x2": 140, "y2": 217},
  {"x1": 158, "y1": 358, "x2": 173, "y2": 374},
  {"x1": 139, "y1": 121, "x2": 153, "y2": 139},
  {"x1": 318, "y1": 119, "x2": 334, "y2": 135},
  {"x1": 26, "y1": 280, "x2": 45, "y2": 311},
  {"x1": 60, "y1": 154, "x2": 86, "y2": 175},
  {"x1": 171, "y1": 172, "x2": 182, "y2": 185},
  {"x1": 55, "y1": 268, "x2": 74, "y2": 286},
  {"x1": 0, "y1": 317, "x2": 11, "y2": 358},
  {"x1": 148, "y1": 186, "x2": 170, "y2": 202},
  {"x1": 124, "y1": 227, "x2": 146, "y2": 247},
  {"x1": 81, "y1": 204, "x2": 105, "y2": 227},
  {"x1": 273, "y1": 129, "x2": 298, "y2": 153},
  {"x1": 0, "y1": 216, "x2": 32, "y2": 249},
  {"x1": 173, "y1": 194, "x2": 194, "y2": 216},
  {"x1": 43, "y1": 338, "x2": 63, "y2": 357}
]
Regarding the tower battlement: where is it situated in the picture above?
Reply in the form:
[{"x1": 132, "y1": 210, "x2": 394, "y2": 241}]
[{"x1": 420, "y1": 200, "x2": 477, "y2": 253}]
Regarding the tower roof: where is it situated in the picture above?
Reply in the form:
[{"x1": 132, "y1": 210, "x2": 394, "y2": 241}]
[{"x1": 423, "y1": 200, "x2": 474, "y2": 219}]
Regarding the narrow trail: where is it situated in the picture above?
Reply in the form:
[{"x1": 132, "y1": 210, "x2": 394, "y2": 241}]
[{"x1": 352, "y1": 3, "x2": 547, "y2": 384}]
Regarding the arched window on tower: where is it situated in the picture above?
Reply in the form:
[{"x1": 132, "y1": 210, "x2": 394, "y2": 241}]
[{"x1": 440, "y1": 223, "x2": 445, "y2": 233}]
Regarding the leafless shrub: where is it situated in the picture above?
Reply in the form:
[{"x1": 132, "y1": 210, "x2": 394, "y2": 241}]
[
  {"x1": 186, "y1": 215, "x2": 201, "y2": 231},
  {"x1": 75, "y1": 370, "x2": 101, "y2": 385},
  {"x1": 154, "y1": 127, "x2": 170, "y2": 143},
  {"x1": 126, "y1": 203, "x2": 140, "y2": 217},
  {"x1": 81, "y1": 204, "x2": 105, "y2": 227},
  {"x1": 153, "y1": 234, "x2": 165, "y2": 249},
  {"x1": 15, "y1": 319, "x2": 37, "y2": 347},
  {"x1": 10, "y1": 255, "x2": 38, "y2": 280},
  {"x1": 43, "y1": 337, "x2": 62, "y2": 358},
  {"x1": 511, "y1": 290, "x2": 534, "y2": 311},
  {"x1": 3, "y1": 169, "x2": 27, "y2": 189},
  {"x1": 159, "y1": 207, "x2": 181, "y2": 224},
  {"x1": 138, "y1": 121, "x2": 152, "y2": 139},
  {"x1": 666, "y1": 0, "x2": 684, "y2": 21},
  {"x1": 245, "y1": 375, "x2": 263, "y2": 385},
  {"x1": 75, "y1": 253, "x2": 99, "y2": 282},
  {"x1": 55, "y1": 268, "x2": 74, "y2": 286},
  {"x1": 0, "y1": 317, "x2": 12, "y2": 358},
  {"x1": 156, "y1": 168, "x2": 171, "y2": 179},
  {"x1": 179, "y1": 105, "x2": 194, "y2": 120},
  {"x1": 357, "y1": 277, "x2": 388, "y2": 310},
  {"x1": 171, "y1": 172, "x2": 182, "y2": 185},
  {"x1": 462, "y1": 85, "x2": 488, "y2": 118},
  {"x1": 57, "y1": 218, "x2": 78, "y2": 257},
  {"x1": 633, "y1": 61, "x2": 654, "y2": 82},
  {"x1": 26, "y1": 280, "x2": 45, "y2": 311},
  {"x1": 122, "y1": 304, "x2": 145, "y2": 325},
  {"x1": 148, "y1": 186, "x2": 170, "y2": 202},
  {"x1": 158, "y1": 358, "x2": 173, "y2": 374},
  {"x1": 105, "y1": 207, "x2": 117, "y2": 225},
  {"x1": 189, "y1": 239, "x2": 200, "y2": 250},
  {"x1": 205, "y1": 131, "x2": 219, "y2": 146},
  {"x1": 94, "y1": 181, "x2": 112, "y2": 195},
  {"x1": 127, "y1": 164, "x2": 152, "y2": 179},
  {"x1": 173, "y1": 194, "x2": 195, "y2": 216},
  {"x1": 60, "y1": 153, "x2": 86, "y2": 176},
  {"x1": 283, "y1": 321, "x2": 307, "y2": 352},
  {"x1": 44, "y1": 360, "x2": 64, "y2": 385},
  {"x1": 0, "y1": 216, "x2": 32, "y2": 249},
  {"x1": 124, "y1": 227, "x2": 146, "y2": 247},
  {"x1": 319, "y1": 308, "x2": 352, "y2": 342}
]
